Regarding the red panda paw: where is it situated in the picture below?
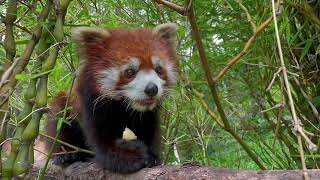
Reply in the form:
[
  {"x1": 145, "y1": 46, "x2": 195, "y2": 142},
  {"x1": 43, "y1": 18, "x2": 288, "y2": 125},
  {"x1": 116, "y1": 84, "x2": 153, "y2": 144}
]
[
  {"x1": 52, "y1": 153, "x2": 80, "y2": 166},
  {"x1": 95, "y1": 139, "x2": 151, "y2": 173},
  {"x1": 51, "y1": 152, "x2": 91, "y2": 167},
  {"x1": 115, "y1": 139, "x2": 150, "y2": 169},
  {"x1": 146, "y1": 152, "x2": 161, "y2": 167},
  {"x1": 115, "y1": 139, "x2": 159, "y2": 169}
]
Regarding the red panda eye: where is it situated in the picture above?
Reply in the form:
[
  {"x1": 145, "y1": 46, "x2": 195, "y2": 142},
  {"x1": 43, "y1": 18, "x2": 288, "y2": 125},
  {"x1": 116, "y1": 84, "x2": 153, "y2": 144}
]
[
  {"x1": 155, "y1": 66, "x2": 163, "y2": 75},
  {"x1": 124, "y1": 68, "x2": 136, "y2": 78}
]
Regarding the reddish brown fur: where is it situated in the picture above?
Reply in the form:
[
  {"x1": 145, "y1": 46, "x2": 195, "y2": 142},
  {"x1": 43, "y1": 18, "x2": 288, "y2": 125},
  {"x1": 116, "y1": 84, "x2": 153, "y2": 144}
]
[
  {"x1": 79, "y1": 28, "x2": 178, "y2": 93},
  {"x1": 46, "y1": 24, "x2": 178, "y2": 173},
  {"x1": 45, "y1": 91, "x2": 91, "y2": 165}
]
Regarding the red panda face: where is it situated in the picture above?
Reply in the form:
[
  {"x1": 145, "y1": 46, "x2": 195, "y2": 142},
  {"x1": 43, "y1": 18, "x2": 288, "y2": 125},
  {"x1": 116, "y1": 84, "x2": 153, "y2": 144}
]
[{"x1": 73, "y1": 23, "x2": 178, "y2": 112}]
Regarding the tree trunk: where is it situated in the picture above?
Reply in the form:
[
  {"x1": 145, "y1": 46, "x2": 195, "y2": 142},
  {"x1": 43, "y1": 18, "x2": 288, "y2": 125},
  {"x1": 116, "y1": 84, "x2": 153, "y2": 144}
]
[{"x1": 27, "y1": 161, "x2": 320, "y2": 180}]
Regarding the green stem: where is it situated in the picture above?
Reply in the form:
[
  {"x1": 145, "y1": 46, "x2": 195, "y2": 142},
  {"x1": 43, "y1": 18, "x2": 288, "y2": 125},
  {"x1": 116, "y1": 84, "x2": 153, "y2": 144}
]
[
  {"x1": 284, "y1": 0, "x2": 320, "y2": 29},
  {"x1": 1, "y1": 0, "x2": 17, "y2": 175},
  {"x1": 2, "y1": 3, "x2": 55, "y2": 177},
  {"x1": 13, "y1": 0, "x2": 71, "y2": 178},
  {"x1": 186, "y1": 1, "x2": 266, "y2": 170}
]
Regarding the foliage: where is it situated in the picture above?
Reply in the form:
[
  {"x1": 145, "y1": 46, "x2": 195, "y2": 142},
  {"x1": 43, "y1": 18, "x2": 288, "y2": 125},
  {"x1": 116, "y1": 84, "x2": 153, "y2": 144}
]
[{"x1": 0, "y1": 0, "x2": 319, "y2": 178}]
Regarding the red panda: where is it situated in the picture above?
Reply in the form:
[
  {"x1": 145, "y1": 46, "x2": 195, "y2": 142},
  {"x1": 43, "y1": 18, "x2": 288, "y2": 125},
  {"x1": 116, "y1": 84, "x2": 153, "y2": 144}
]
[{"x1": 45, "y1": 23, "x2": 179, "y2": 174}]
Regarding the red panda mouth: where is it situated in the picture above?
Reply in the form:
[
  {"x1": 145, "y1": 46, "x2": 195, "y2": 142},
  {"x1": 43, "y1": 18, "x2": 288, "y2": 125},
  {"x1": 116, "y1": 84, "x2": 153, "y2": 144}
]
[{"x1": 137, "y1": 98, "x2": 157, "y2": 106}]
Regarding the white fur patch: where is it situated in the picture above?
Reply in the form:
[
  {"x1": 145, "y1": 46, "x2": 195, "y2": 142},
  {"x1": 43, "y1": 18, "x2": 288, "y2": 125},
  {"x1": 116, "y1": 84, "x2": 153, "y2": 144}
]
[
  {"x1": 152, "y1": 56, "x2": 178, "y2": 84},
  {"x1": 153, "y1": 23, "x2": 178, "y2": 45},
  {"x1": 166, "y1": 63, "x2": 178, "y2": 84},
  {"x1": 123, "y1": 70, "x2": 165, "y2": 111},
  {"x1": 121, "y1": 57, "x2": 140, "y2": 71},
  {"x1": 72, "y1": 26, "x2": 110, "y2": 44},
  {"x1": 97, "y1": 67, "x2": 120, "y2": 96},
  {"x1": 151, "y1": 56, "x2": 162, "y2": 67}
]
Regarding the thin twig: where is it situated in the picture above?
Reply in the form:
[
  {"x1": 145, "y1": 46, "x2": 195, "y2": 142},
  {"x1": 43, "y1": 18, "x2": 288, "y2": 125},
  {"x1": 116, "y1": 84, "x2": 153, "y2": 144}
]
[
  {"x1": 153, "y1": 0, "x2": 186, "y2": 15},
  {"x1": 271, "y1": 0, "x2": 311, "y2": 179},
  {"x1": 0, "y1": 137, "x2": 16, "y2": 146},
  {"x1": 236, "y1": 0, "x2": 257, "y2": 31},
  {"x1": 213, "y1": 0, "x2": 282, "y2": 82},
  {"x1": 242, "y1": 61, "x2": 275, "y2": 68},
  {"x1": 31, "y1": 41, "x2": 66, "y2": 60},
  {"x1": 272, "y1": 76, "x2": 285, "y2": 150},
  {"x1": 193, "y1": 89, "x2": 224, "y2": 129},
  {"x1": 173, "y1": 143, "x2": 181, "y2": 164},
  {"x1": 266, "y1": 67, "x2": 282, "y2": 91},
  {"x1": 14, "y1": 23, "x2": 32, "y2": 35},
  {"x1": 293, "y1": 76, "x2": 320, "y2": 122},
  {"x1": 34, "y1": 148, "x2": 49, "y2": 156},
  {"x1": 213, "y1": 15, "x2": 274, "y2": 82},
  {"x1": 0, "y1": 111, "x2": 8, "y2": 136},
  {"x1": 16, "y1": 107, "x2": 48, "y2": 125},
  {"x1": 0, "y1": 58, "x2": 19, "y2": 89},
  {"x1": 261, "y1": 103, "x2": 284, "y2": 113},
  {"x1": 39, "y1": 133, "x2": 94, "y2": 155}
]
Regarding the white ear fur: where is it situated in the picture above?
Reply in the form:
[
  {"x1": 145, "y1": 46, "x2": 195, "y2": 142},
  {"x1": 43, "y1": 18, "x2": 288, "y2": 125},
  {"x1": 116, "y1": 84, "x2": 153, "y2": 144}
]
[
  {"x1": 72, "y1": 27, "x2": 110, "y2": 44},
  {"x1": 153, "y1": 23, "x2": 178, "y2": 45}
]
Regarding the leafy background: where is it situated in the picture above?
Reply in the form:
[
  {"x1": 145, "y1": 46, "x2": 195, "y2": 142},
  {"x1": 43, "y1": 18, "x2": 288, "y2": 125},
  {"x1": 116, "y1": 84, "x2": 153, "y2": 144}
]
[{"x1": 0, "y1": 0, "x2": 319, "y2": 177}]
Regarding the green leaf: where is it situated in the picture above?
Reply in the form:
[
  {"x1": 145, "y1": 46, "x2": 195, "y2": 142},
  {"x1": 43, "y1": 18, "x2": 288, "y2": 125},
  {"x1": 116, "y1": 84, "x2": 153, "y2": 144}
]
[
  {"x1": 313, "y1": 96, "x2": 320, "y2": 107},
  {"x1": 57, "y1": 118, "x2": 63, "y2": 131},
  {"x1": 15, "y1": 74, "x2": 30, "y2": 81},
  {"x1": 16, "y1": 39, "x2": 30, "y2": 44},
  {"x1": 299, "y1": 40, "x2": 313, "y2": 61},
  {"x1": 30, "y1": 69, "x2": 53, "y2": 79}
]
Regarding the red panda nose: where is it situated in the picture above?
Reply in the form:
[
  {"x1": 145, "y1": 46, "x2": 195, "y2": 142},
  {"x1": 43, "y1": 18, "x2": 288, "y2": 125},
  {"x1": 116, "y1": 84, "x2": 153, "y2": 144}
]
[{"x1": 144, "y1": 82, "x2": 158, "y2": 97}]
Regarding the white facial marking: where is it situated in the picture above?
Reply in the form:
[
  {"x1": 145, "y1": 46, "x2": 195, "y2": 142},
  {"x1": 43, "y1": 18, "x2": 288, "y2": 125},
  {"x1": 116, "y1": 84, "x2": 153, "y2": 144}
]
[
  {"x1": 166, "y1": 63, "x2": 178, "y2": 84},
  {"x1": 97, "y1": 67, "x2": 120, "y2": 97},
  {"x1": 123, "y1": 70, "x2": 165, "y2": 111},
  {"x1": 121, "y1": 57, "x2": 140, "y2": 72},
  {"x1": 151, "y1": 56, "x2": 162, "y2": 68},
  {"x1": 151, "y1": 56, "x2": 178, "y2": 84}
]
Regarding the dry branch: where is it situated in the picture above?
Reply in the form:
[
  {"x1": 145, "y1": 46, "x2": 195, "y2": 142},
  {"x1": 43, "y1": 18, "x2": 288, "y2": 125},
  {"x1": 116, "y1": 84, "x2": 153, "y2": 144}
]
[
  {"x1": 154, "y1": 0, "x2": 186, "y2": 15},
  {"x1": 271, "y1": 1, "x2": 316, "y2": 179},
  {"x1": 154, "y1": 0, "x2": 267, "y2": 169},
  {"x1": 213, "y1": 13, "x2": 276, "y2": 81},
  {"x1": 28, "y1": 161, "x2": 320, "y2": 180}
]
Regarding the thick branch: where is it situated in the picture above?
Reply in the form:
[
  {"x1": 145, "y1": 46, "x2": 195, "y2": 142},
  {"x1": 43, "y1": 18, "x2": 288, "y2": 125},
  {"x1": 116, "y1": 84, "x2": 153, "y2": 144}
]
[
  {"x1": 186, "y1": 1, "x2": 266, "y2": 170},
  {"x1": 5, "y1": 2, "x2": 52, "y2": 91},
  {"x1": 154, "y1": 0, "x2": 267, "y2": 170},
  {"x1": 3, "y1": 0, "x2": 17, "y2": 62},
  {"x1": 153, "y1": 0, "x2": 186, "y2": 15},
  {"x1": 29, "y1": 161, "x2": 320, "y2": 180}
]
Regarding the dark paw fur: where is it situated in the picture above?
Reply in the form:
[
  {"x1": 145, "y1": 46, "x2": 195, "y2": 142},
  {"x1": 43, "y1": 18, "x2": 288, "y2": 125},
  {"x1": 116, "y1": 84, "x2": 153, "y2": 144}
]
[
  {"x1": 95, "y1": 139, "x2": 151, "y2": 174},
  {"x1": 52, "y1": 152, "x2": 89, "y2": 166},
  {"x1": 52, "y1": 153, "x2": 79, "y2": 166},
  {"x1": 146, "y1": 152, "x2": 161, "y2": 167}
]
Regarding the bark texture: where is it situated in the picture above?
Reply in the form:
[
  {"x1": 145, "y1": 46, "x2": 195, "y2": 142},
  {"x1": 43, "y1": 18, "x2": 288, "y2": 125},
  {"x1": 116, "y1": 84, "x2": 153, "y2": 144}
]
[{"x1": 27, "y1": 161, "x2": 320, "y2": 180}]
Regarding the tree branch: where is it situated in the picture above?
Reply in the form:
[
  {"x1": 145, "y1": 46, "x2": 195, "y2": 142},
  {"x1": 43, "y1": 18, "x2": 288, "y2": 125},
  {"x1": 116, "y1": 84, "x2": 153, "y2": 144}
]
[
  {"x1": 29, "y1": 161, "x2": 320, "y2": 180},
  {"x1": 39, "y1": 133, "x2": 94, "y2": 155},
  {"x1": 213, "y1": 11, "x2": 276, "y2": 82},
  {"x1": 271, "y1": 0, "x2": 316, "y2": 179},
  {"x1": 185, "y1": 0, "x2": 267, "y2": 170},
  {"x1": 154, "y1": 0, "x2": 267, "y2": 169},
  {"x1": 153, "y1": 0, "x2": 186, "y2": 15}
]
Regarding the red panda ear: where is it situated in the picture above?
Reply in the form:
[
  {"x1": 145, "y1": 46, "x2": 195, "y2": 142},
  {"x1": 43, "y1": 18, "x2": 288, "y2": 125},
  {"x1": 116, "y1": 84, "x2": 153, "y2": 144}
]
[
  {"x1": 153, "y1": 23, "x2": 178, "y2": 45},
  {"x1": 72, "y1": 27, "x2": 110, "y2": 45}
]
